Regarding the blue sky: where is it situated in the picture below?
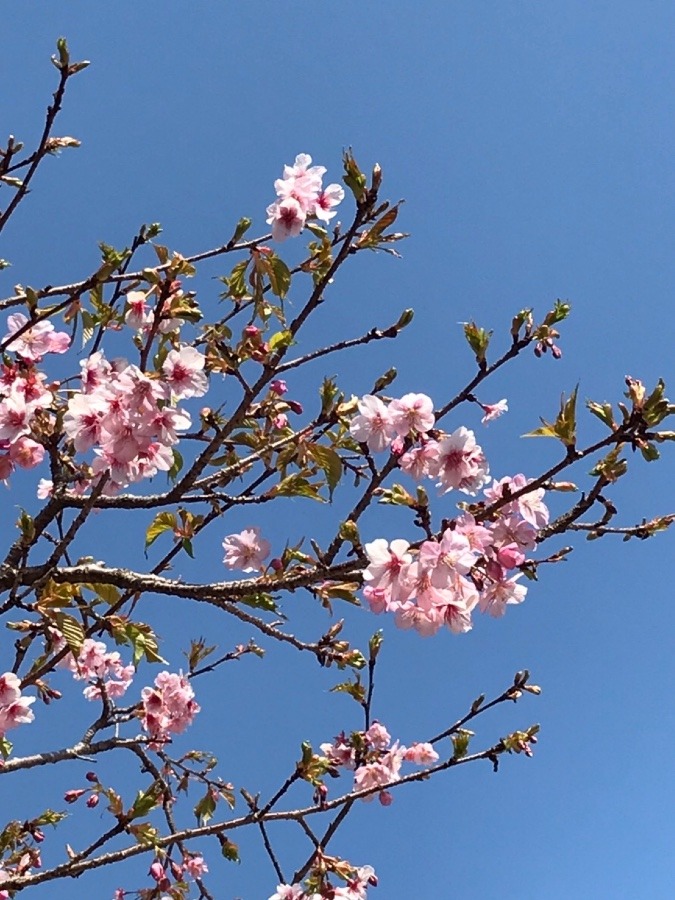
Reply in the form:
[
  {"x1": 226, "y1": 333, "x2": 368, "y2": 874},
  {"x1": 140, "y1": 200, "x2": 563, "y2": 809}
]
[{"x1": 2, "y1": 3, "x2": 675, "y2": 898}]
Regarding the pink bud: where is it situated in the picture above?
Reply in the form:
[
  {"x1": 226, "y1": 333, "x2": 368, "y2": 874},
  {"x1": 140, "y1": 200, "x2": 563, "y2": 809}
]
[
  {"x1": 86, "y1": 794, "x2": 100, "y2": 808},
  {"x1": 270, "y1": 557, "x2": 284, "y2": 572},
  {"x1": 244, "y1": 325, "x2": 260, "y2": 337},
  {"x1": 270, "y1": 379, "x2": 288, "y2": 396},
  {"x1": 85, "y1": 771, "x2": 98, "y2": 782},
  {"x1": 64, "y1": 789, "x2": 86, "y2": 804},
  {"x1": 379, "y1": 790, "x2": 394, "y2": 806},
  {"x1": 287, "y1": 400, "x2": 303, "y2": 415},
  {"x1": 149, "y1": 861, "x2": 165, "y2": 883}
]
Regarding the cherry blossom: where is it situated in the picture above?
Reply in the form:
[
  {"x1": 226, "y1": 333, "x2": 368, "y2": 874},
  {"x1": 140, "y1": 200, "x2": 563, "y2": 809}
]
[
  {"x1": 141, "y1": 671, "x2": 200, "y2": 748},
  {"x1": 481, "y1": 398, "x2": 508, "y2": 424},
  {"x1": 222, "y1": 527, "x2": 271, "y2": 572},
  {"x1": 350, "y1": 395, "x2": 396, "y2": 452},
  {"x1": 0, "y1": 672, "x2": 35, "y2": 737},
  {"x1": 3, "y1": 312, "x2": 70, "y2": 362}
]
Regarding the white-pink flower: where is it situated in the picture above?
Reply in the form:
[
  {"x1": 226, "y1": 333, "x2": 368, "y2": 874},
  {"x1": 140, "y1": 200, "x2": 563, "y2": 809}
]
[
  {"x1": 162, "y1": 346, "x2": 208, "y2": 400},
  {"x1": 222, "y1": 527, "x2": 271, "y2": 573},
  {"x1": 350, "y1": 395, "x2": 396, "y2": 452},
  {"x1": 3, "y1": 313, "x2": 70, "y2": 361},
  {"x1": 389, "y1": 393, "x2": 435, "y2": 437},
  {"x1": 481, "y1": 398, "x2": 508, "y2": 424},
  {"x1": 430, "y1": 426, "x2": 490, "y2": 495}
]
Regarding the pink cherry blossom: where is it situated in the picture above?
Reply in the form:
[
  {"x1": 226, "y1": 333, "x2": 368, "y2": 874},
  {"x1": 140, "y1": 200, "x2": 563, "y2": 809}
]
[
  {"x1": 162, "y1": 346, "x2": 208, "y2": 400},
  {"x1": 430, "y1": 426, "x2": 490, "y2": 495},
  {"x1": 141, "y1": 671, "x2": 200, "y2": 748},
  {"x1": 266, "y1": 197, "x2": 306, "y2": 242},
  {"x1": 314, "y1": 183, "x2": 345, "y2": 223},
  {"x1": 0, "y1": 672, "x2": 35, "y2": 737},
  {"x1": 398, "y1": 439, "x2": 440, "y2": 481},
  {"x1": 389, "y1": 392, "x2": 435, "y2": 437},
  {"x1": 481, "y1": 398, "x2": 508, "y2": 424},
  {"x1": 404, "y1": 742, "x2": 440, "y2": 765},
  {"x1": 350, "y1": 395, "x2": 396, "y2": 452},
  {"x1": 222, "y1": 527, "x2": 271, "y2": 572},
  {"x1": 182, "y1": 854, "x2": 208, "y2": 879},
  {"x1": 3, "y1": 313, "x2": 70, "y2": 362}
]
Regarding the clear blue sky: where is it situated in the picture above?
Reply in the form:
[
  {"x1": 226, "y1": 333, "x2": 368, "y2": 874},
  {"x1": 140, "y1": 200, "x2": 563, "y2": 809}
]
[{"x1": 2, "y1": 3, "x2": 675, "y2": 898}]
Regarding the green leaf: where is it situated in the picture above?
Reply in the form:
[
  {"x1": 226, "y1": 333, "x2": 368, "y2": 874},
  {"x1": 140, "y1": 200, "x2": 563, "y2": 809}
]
[
  {"x1": 268, "y1": 329, "x2": 294, "y2": 352},
  {"x1": 266, "y1": 254, "x2": 291, "y2": 299},
  {"x1": 167, "y1": 447, "x2": 183, "y2": 482},
  {"x1": 87, "y1": 582, "x2": 120, "y2": 605},
  {"x1": 129, "y1": 782, "x2": 163, "y2": 819},
  {"x1": 271, "y1": 474, "x2": 325, "y2": 502},
  {"x1": 219, "y1": 836, "x2": 240, "y2": 863},
  {"x1": 463, "y1": 321, "x2": 492, "y2": 365},
  {"x1": 343, "y1": 149, "x2": 367, "y2": 201},
  {"x1": 229, "y1": 217, "x2": 252, "y2": 245},
  {"x1": 452, "y1": 728, "x2": 474, "y2": 760},
  {"x1": 524, "y1": 386, "x2": 578, "y2": 447},
  {"x1": 194, "y1": 789, "x2": 216, "y2": 825},
  {"x1": 586, "y1": 400, "x2": 615, "y2": 429},
  {"x1": 145, "y1": 511, "x2": 177, "y2": 550},
  {"x1": 53, "y1": 612, "x2": 85, "y2": 657},
  {"x1": 308, "y1": 443, "x2": 342, "y2": 499},
  {"x1": 331, "y1": 677, "x2": 366, "y2": 705},
  {"x1": 240, "y1": 592, "x2": 278, "y2": 612}
]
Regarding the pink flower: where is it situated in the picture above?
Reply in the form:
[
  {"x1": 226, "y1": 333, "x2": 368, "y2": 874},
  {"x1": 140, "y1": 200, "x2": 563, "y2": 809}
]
[
  {"x1": 389, "y1": 393, "x2": 435, "y2": 437},
  {"x1": 222, "y1": 527, "x2": 271, "y2": 573},
  {"x1": 479, "y1": 574, "x2": 528, "y2": 617},
  {"x1": 182, "y1": 854, "x2": 208, "y2": 879},
  {"x1": 365, "y1": 721, "x2": 391, "y2": 750},
  {"x1": 404, "y1": 742, "x2": 439, "y2": 765},
  {"x1": 399, "y1": 439, "x2": 440, "y2": 481},
  {"x1": 0, "y1": 672, "x2": 35, "y2": 737},
  {"x1": 3, "y1": 313, "x2": 70, "y2": 361},
  {"x1": 429, "y1": 426, "x2": 490, "y2": 495},
  {"x1": 314, "y1": 183, "x2": 345, "y2": 223},
  {"x1": 162, "y1": 346, "x2": 208, "y2": 400},
  {"x1": 141, "y1": 672, "x2": 200, "y2": 747},
  {"x1": 269, "y1": 885, "x2": 304, "y2": 900},
  {"x1": 481, "y1": 398, "x2": 508, "y2": 424},
  {"x1": 363, "y1": 539, "x2": 411, "y2": 599},
  {"x1": 350, "y1": 395, "x2": 396, "y2": 452},
  {"x1": 266, "y1": 197, "x2": 306, "y2": 242}
]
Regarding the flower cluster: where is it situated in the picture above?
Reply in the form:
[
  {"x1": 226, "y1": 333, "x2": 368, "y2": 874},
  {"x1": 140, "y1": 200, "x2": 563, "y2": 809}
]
[
  {"x1": 140, "y1": 671, "x2": 200, "y2": 748},
  {"x1": 266, "y1": 153, "x2": 344, "y2": 242},
  {"x1": 362, "y1": 474, "x2": 549, "y2": 636},
  {"x1": 350, "y1": 393, "x2": 491, "y2": 495},
  {"x1": 0, "y1": 672, "x2": 35, "y2": 739},
  {"x1": 321, "y1": 721, "x2": 439, "y2": 806},
  {"x1": 59, "y1": 346, "x2": 207, "y2": 494},
  {"x1": 0, "y1": 315, "x2": 71, "y2": 483},
  {"x1": 58, "y1": 637, "x2": 135, "y2": 701},
  {"x1": 270, "y1": 865, "x2": 377, "y2": 900}
]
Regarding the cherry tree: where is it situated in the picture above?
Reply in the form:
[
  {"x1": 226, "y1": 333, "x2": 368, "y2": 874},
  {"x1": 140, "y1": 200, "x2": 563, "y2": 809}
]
[{"x1": 0, "y1": 41, "x2": 673, "y2": 899}]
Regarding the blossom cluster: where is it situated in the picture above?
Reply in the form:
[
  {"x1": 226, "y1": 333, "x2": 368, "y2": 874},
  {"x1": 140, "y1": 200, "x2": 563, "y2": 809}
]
[
  {"x1": 57, "y1": 636, "x2": 135, "y2": 702},
  {"x1": 321, "y1": 721, "x2": 439, "y2": 806},
  {"x1": 266, "y1": 153, "x2": 345, "y2": 242},
  {"x1": 363, "y1": 473, "x2": 548, "y2": 636},
  {"x1": 350, "y1": 393, "x2": 491, "y2": 495},
  {"x1": 58, "y1": 346, "x2": 207, "y2": 494},
  {"x1": 0, "y1": 313, "x2": 71, "y2": 483},
  {"x1": 0, "y1": 672, "x2": 35, "y2": 739},
  {"x1": 140, "y1": 671, "x2": 200, "y2": 749},
  {"x1": 270, "y1": 865, "x2": 377, "y2": 900}
]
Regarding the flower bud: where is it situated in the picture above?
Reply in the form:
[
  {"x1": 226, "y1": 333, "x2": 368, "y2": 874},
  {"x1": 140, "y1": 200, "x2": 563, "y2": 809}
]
[
  {"x1": 64, "y1": 789, "x2": 86, "y2": 804},
  {"x1": 86, "y1": 794, "x2": 99, "y2": 808}
]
